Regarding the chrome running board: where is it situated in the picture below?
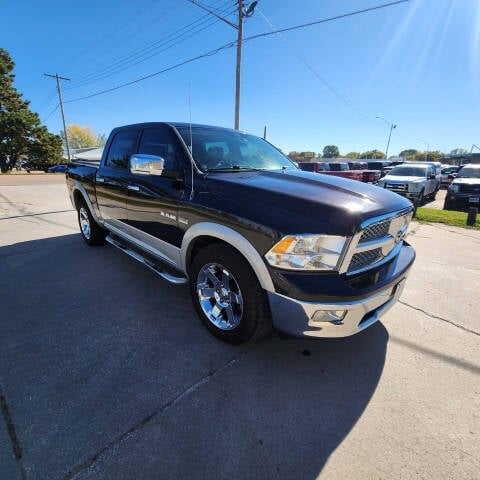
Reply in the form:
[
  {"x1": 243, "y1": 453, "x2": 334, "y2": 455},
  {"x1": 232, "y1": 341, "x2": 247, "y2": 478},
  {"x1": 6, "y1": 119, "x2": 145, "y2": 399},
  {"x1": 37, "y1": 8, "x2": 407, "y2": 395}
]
[{"x1": 105, "y1": 235, "x2": 188, "y2": 285}]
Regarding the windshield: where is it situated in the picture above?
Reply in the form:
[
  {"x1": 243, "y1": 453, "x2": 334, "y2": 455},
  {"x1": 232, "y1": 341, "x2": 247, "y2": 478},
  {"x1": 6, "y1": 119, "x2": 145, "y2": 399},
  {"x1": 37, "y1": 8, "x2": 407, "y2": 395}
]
[
  {"x1": 457, "y1": 167, "x2": 480, "y2": 178},
  {"x1": 388, "y1": 166, "x2": 427, "y2": 177},
  {"x1": 176, "y1": 126, "x2": 296, "y2": 172}
]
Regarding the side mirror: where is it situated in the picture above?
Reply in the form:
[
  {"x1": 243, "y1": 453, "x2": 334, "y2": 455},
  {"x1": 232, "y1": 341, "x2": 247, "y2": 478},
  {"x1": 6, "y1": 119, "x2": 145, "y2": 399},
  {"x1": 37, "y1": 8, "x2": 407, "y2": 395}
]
[
  {"x1": 130, "y1": 154, "x2": 165, "y2": 176},
  {"x1": 428, "y1": 173, "x2": 435, "y2": 179}
]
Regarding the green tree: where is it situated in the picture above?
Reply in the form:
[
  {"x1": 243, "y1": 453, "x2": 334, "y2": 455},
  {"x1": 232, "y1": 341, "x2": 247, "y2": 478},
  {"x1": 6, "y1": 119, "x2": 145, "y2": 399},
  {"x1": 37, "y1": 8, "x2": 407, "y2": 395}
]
[
  {"x1": 360, "y1": 150, "x2": 385, "y2": 159},
  {"x1": 413, "y1": 151, "x2": 443, "y2": 163},
  {"x1": 398, "y1": 149, "x2": 418, "y2": 161},
  {"x1": 449, "y1": 148, "x2": 468, "y2": 155},
  {"x1": 323, "y1": 145, "x2": 340, "y2": 158},
  {"x1": 345, "y1": 151, "x2": 360, "y2": 159},
  {"x1": 0, "y1": 48, "x2": 62, "y2": 172},
  {"x1": 96, "y1": 133, "x2": 107, "y2": 147},
  {"x1": 28, "y1": 126, "x2": 63, "y2": 165}
]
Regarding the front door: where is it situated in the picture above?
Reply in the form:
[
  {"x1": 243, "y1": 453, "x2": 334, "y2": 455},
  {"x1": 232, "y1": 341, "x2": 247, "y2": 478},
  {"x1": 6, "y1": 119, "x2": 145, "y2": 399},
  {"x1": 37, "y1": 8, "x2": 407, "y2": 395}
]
[{"x1": 124, "y1": 125, "x2": 188, "y2": 267}]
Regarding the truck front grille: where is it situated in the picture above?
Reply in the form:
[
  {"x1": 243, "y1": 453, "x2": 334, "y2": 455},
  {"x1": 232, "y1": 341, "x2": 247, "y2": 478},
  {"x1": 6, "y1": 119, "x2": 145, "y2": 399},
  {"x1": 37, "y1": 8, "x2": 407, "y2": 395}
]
[
  {"x1": 386, "y1": 183, "x2": 407, "y2": 192},
  {"x1": 460, "y1": 184, "x2": 480, "y2": 194},
  {"x1": 349, "y1": 248, "x2": 383, "y2": 271},
  {"x1": 359, "y1": 218, "x2": 391, "y2": 243},
  {"x1": 340, "y1": 209, "x2": 413, "y2": 275}
]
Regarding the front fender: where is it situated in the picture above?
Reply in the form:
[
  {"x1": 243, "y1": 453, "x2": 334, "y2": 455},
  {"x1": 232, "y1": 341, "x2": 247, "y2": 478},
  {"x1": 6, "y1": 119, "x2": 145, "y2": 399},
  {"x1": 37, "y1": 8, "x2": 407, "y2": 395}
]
[{"x1": 181, "y1": 222, "x2": 275, "y2": 293}]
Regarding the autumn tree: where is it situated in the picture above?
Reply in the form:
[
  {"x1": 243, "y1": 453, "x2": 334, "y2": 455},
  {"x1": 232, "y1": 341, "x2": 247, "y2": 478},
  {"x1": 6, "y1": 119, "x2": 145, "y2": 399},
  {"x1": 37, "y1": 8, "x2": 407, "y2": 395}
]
[
  {"x1": 61, "y1": 124, "x2": 100, "y2": 149},
  {"x1": 323, "y1": 145, "x2": 340, "y2": 158},
  {"x1": 0, "y1": 48, "x2": 62, "y2": 172},
  {"x1": 345, "y1": 152, "x2": 360, "y2": 159}
]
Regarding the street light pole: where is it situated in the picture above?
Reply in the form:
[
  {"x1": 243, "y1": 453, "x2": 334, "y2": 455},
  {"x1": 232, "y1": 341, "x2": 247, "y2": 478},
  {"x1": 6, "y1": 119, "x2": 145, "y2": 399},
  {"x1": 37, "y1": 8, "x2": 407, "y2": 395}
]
[{"x1": 418, "y1": 138, "x2": 429, "y2": 161}]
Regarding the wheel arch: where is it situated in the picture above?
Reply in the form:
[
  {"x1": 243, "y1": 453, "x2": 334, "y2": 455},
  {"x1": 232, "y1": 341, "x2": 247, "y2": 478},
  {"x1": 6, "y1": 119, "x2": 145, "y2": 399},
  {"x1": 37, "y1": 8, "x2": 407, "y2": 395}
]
[
  {"x1": 71, "y1": 182, "x2": 101, "y2": 223},
  {"x1": 181, "y1": 222, "x2": 275, "y2": 293}
]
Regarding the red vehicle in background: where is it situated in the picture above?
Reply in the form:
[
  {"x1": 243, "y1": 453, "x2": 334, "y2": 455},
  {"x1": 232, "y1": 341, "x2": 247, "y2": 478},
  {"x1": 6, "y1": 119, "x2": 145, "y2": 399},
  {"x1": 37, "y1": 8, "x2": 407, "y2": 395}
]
[{"x1": 298, "y1": 162, "x2": 381, "y2": 183}]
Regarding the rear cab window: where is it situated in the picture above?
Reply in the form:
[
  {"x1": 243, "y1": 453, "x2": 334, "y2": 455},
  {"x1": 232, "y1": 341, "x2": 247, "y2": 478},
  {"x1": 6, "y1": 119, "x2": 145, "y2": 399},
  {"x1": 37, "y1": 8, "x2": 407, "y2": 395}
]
[{"x1": 105, "y1": 129, "x2": 140, "y2": 169}]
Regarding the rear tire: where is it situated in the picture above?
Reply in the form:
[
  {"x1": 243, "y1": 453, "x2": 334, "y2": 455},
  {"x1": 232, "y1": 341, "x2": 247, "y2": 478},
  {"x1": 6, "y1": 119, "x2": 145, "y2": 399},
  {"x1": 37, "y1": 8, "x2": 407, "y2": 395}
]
[
  {"x1": 189, "y1": 243, "x2": 272, "y2": 345},
  {"x1": 77, "y1": 198, "x2": 106, "y2": 246}
]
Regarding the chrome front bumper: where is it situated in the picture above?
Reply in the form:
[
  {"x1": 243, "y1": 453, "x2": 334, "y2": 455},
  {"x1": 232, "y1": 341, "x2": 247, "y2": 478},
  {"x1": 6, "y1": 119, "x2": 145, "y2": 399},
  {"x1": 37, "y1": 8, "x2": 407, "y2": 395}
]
[{"x1": 267, "y1": 278, "x2": 407, "y2": 338}]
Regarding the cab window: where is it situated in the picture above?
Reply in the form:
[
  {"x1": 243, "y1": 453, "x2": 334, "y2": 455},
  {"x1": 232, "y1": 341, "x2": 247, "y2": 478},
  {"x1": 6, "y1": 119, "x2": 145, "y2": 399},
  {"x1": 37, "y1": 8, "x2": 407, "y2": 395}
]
[{"x1": 105, "y1": 130, "x2": 139, "y2": 169}]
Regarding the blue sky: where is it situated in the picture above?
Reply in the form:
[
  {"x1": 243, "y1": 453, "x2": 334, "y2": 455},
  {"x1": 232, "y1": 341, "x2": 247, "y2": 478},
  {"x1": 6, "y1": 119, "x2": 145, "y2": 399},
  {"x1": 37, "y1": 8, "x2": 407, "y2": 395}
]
[{"x1": 2, "y1": 0, "x2": 479, "y2": 156}]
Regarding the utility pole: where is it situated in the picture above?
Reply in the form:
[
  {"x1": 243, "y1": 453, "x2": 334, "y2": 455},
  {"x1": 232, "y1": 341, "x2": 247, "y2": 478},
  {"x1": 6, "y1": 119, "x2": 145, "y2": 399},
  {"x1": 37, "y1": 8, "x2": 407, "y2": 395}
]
[
  {"x1": 44, "y1": 73, "x2": 71, "y2": 162},
  {"x1": 385, "y1": 123, "x2": 397, "y2": 160},
  {"x1": 186, "y1": 1, "x2": 257, "y2": 130},
  {"x1": 263, "y1": 125, "x2": 267, "y2": 140},
  {"x1": 376, "y1": 116, "x2": 396, "y2": 160},
  {"x1": 234, "y1": 0, "x2": 244, "y2": 130}
]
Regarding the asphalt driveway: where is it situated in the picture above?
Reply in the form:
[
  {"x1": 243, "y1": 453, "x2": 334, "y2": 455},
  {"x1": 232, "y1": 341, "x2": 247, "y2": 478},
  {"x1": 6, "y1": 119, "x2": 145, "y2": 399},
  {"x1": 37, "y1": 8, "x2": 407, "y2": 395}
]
[{"x1": 0, "y1": 175, "x2": 479, "y2": 479}]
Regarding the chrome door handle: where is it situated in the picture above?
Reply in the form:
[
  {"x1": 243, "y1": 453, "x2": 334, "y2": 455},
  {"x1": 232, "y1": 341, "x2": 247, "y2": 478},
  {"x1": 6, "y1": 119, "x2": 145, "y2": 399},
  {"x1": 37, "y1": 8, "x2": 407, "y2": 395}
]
[
  {"x1": 127, "y1": 185, "x2": 140, "y2": 191},
  {"x1": 96, "y1": 176, "x2": 105, "y2": 183}
]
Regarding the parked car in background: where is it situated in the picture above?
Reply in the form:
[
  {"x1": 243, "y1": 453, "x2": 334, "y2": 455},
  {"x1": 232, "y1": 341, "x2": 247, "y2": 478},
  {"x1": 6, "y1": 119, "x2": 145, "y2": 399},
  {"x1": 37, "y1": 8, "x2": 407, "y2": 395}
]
[
  {"x1": 377, "y1": 163, "x2": 438, "y2": 203},
  {"x1": 297, "y1": 161, "x2": 330, "y2": 172},
  {"x1": 48, "y1": 164, "x2": 68, "y2": 173},
  {"x1": 444, "y1": 164, "x2": 480, "y2": 211},
  {"x1": 347, "y1": 161, "x2": 368, "y2": 170},
  {"x1": 298, "y1": 162, "x2": 380, "y2": 183},
  {"x1": 441, "y1": 166, "x2": 460, "y2": 187},
  {"x1": 22, "y1": 161, "x2": 54, "y2": 173},
  {"x1": 366, "y1": 161, "x2": 392, "y2": 177}
]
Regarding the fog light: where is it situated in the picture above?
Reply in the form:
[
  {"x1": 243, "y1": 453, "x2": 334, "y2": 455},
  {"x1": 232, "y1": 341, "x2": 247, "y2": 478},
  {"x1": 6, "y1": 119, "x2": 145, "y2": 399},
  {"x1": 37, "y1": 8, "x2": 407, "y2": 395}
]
[{"x1": 312, "y1": 310, "x2": 346, "y2": 324}]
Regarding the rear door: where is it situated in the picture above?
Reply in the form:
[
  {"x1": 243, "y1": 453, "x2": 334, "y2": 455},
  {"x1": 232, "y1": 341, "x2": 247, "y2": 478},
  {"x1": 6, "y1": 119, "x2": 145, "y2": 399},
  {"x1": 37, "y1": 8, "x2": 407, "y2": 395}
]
[
  {"x1": 124, "y1": 125, "x2": 188, "y2": 266},
  {"x1": 96, "y1": 128, "x2": 140, "y2": 230}
]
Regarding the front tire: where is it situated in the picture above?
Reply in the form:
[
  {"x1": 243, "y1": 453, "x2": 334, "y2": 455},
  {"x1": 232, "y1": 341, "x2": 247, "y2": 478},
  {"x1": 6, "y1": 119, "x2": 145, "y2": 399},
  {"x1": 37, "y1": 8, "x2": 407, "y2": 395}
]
[
  {"x1": 189, "y1": 243, "x2": 272, "y2": 345},
  {"x1": 77, "y1": 199, "x2": 106, "y2": 246},
  {"x1": 417, "y1": 189, "x2": 424, "y2": 205}
]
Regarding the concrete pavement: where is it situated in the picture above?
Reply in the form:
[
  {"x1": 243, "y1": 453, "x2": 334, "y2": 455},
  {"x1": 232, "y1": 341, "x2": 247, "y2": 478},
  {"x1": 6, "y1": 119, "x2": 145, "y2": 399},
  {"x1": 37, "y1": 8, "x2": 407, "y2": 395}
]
[{"x1": 0, "y1": 175, "x2": 479, "y2": 479}]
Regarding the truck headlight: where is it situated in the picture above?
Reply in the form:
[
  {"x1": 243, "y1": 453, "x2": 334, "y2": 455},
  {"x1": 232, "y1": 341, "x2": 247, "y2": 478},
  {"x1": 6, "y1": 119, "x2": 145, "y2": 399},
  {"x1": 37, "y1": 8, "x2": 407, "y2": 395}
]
[
  {"x1": 449, "y1": 184, "x2": 459, "y2": 193},
  {"x1": 265, "y1": 235, "x2": 347, "y2": 271},
  {"x1": 408, "y1": 182, "x2": 422, "y2": 192}
]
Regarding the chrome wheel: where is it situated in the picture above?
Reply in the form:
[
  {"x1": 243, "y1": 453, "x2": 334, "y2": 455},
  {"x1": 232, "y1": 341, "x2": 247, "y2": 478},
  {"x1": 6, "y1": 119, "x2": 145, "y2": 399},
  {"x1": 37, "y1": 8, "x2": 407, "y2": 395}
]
[
  {"x1": 196, "y1": 263, "x2": 243, "y2": 330},
  {"x1": 79, "y1": 207, "x2": 91, "y2": 240}
]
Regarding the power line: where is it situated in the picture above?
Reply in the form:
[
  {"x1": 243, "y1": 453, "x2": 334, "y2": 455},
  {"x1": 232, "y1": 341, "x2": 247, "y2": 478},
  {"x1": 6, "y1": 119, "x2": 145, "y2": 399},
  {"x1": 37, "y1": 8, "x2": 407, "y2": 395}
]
[
  {"x1": 41, "y1": 103, "x2": 59, "y2": 123},
  {"x1": 64, "y1": 41, "x2": 237, "y2": 104},
  {"x1": 66, "y1": 0, "x2": 235, "y2": 90},
  {"x1": 243, "y1": 0, "x2": 410, "y2": 44},
  {"x1": 62, "y1": 0, "x2": 162, "y2": 72},
  {"x1": 64, "y1": 0, "x2": 410, "y2": 104},
  {"x1": 256, "y1": 7, "x2": 374, "y2": 123}
]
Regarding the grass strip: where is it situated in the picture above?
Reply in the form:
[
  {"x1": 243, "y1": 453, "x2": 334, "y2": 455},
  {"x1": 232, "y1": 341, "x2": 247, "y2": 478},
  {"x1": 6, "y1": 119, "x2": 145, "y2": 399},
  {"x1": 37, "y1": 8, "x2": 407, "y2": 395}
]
[{"x1": 415, "y1": 207, "x2": 480, "y2": 230}]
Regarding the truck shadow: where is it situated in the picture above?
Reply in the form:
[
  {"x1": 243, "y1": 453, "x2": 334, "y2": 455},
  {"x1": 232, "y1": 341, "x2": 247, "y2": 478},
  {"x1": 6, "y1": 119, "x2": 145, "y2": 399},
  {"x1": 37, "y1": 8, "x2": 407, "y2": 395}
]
[{"x1": 0, "y1": 234, "x2": 387, "y2": 480}]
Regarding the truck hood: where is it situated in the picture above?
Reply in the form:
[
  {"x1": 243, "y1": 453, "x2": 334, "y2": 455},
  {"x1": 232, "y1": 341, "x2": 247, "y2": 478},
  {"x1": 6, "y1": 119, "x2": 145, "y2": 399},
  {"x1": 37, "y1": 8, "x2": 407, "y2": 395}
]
[
  {"x1": 382, "y1": 175, "x2": 425, "y2": 183},
  {"x1": 452, "y1": 177, "x2": 480, "y2": 186},
  {"x1": 201, "y1": 169, "x2": 412, "y2": 237}
]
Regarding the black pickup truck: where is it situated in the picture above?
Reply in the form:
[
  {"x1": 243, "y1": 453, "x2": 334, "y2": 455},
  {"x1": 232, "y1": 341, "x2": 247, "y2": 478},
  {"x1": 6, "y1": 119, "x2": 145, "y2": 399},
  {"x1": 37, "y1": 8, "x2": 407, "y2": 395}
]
[{"x1": 66, "y1": 122, "x2": 415, "y2": 344}]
